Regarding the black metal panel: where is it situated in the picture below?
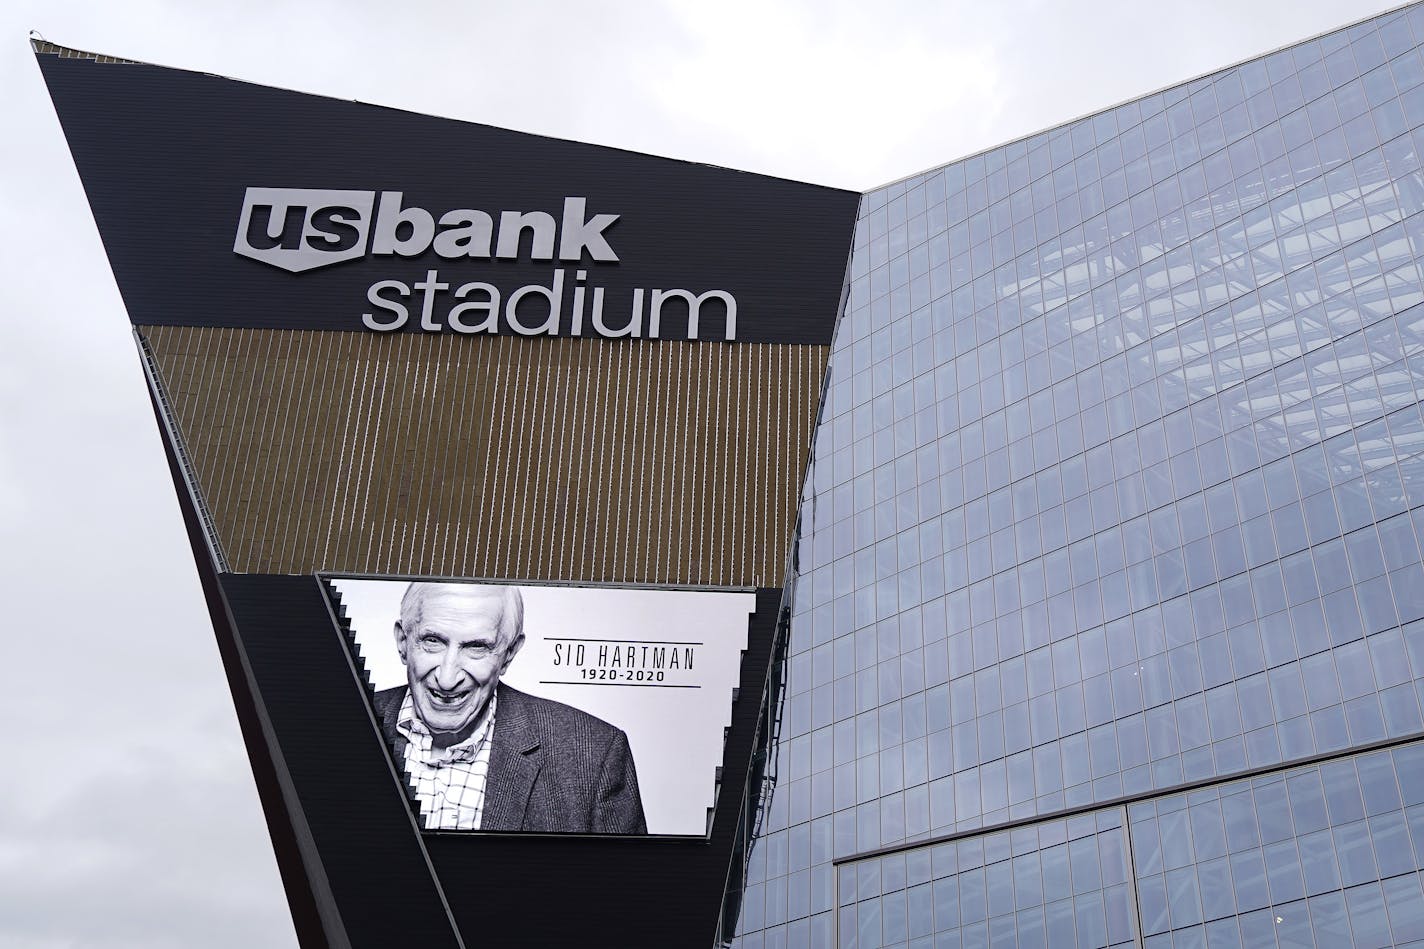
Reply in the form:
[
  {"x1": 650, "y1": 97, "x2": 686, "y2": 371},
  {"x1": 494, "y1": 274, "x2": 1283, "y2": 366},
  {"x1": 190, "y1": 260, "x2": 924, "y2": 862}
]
[
  {"x1": 146, "y1": 387, "x2": 332, "y2": 949},
  {"x1": 36, "y1": 51, "x2": 858, "y2": 345},
  {"x1": 220, "y1": 574, "x2": 462, "y2": 949}
]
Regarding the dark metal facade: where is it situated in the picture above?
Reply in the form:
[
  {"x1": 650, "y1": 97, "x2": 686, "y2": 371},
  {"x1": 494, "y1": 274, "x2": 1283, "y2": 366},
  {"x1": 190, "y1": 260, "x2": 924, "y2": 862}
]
[{"x1": 36, "y1": 39, "x2": 858, "y2": 949}]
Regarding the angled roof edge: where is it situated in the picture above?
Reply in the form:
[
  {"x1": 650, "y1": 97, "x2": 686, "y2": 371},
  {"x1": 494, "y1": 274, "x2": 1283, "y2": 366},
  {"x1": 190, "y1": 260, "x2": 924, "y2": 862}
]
[
  {"x1": 32, "y1": 37, "x2": 856, "y2": 196},
  {"x1": 31, "y1": 38, "x2": 139, "y2": 65}
]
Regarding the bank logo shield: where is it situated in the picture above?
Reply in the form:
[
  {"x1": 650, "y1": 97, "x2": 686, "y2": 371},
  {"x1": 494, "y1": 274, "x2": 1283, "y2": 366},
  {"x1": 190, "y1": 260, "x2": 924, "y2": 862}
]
[{"x1": 234, "y1": 187, "x2": 376, "y2": 273}]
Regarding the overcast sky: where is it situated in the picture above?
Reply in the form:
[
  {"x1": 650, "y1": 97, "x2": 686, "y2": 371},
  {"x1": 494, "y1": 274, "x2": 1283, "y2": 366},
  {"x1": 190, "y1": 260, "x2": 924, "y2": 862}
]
[{"x1": 0, "y1": 0, "x2": 1407, "y2": 945}]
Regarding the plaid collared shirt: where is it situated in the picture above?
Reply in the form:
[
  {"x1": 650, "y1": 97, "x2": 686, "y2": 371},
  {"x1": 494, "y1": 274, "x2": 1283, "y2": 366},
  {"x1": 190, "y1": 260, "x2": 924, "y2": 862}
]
[{"x1": 396, "y1": 690, "x2": 497, "y2": 830}]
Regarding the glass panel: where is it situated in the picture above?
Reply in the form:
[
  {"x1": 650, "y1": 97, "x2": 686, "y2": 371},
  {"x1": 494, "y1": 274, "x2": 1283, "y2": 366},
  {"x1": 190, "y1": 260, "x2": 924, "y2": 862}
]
[{"x1": 738, "y1": 8, "x2": 1424, "y2": 944}]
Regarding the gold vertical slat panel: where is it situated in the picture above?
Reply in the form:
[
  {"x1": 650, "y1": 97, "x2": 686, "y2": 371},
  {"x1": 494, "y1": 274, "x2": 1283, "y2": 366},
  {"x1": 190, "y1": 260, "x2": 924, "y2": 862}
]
[{"x1": 142, "y1": 326, "x2": 829, "y2": 586}]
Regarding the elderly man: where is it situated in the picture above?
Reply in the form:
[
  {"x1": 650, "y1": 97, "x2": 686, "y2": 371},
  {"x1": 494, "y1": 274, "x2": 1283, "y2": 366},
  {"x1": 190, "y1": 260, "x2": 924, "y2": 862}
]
[{"x1": 372, "y1": 582, "x2": 646, "y2": 834}]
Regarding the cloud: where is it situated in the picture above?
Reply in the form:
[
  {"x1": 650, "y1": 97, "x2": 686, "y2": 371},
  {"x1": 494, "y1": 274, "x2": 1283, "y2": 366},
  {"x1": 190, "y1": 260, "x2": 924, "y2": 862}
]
[
  {"x1": 0, "y1": 34, "x2": 296, "y2": 937},
  {"x1": 626, "y1": 0, "x2": 1006, "y2": 187},
  {"x1": 0, "y1": 710, "x2": 295, "y2": 949}
]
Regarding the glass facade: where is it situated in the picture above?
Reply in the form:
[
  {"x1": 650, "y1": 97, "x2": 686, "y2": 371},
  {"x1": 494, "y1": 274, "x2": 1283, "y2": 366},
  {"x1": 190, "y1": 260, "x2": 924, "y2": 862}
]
[
  {"x1": 835, "y1": 743, "x2": 1424, "y2": 947},
  {"x1": 728, "y1": 4, "x2": 1424, "y2": 946}
]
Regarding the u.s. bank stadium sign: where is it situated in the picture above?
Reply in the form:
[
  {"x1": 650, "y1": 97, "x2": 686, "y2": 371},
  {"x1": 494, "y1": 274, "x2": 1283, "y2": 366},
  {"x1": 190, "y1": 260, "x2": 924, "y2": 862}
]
[
  {"x1": 236, "y1": 188, "x2": 739, "y2": 339},
  {"x1": 38, "y1": 49, "x2": 858, "y2": 345}
]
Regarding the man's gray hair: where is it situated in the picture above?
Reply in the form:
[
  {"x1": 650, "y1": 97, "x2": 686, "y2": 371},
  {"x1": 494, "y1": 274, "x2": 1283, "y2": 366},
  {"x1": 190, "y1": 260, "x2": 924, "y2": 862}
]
[{"x1": 398, "y1": 582, "x2": 525, "y2": 647}]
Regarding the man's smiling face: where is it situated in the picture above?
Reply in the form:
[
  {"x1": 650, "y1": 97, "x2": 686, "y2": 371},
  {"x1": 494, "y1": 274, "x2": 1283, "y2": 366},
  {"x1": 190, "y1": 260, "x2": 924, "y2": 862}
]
[{"x1": 395, "y1": 585, "x2": 523, "y2": 745}]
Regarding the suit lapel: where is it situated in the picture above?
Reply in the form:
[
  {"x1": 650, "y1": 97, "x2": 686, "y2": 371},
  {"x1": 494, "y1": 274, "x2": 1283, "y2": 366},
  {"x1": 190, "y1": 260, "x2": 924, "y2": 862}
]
[
  {"x1": 481, "y1": 684, "x2": 542, "y2": 832},
  {"x1": 378, "y1": 685, "x2": 410, "y2": 763}
]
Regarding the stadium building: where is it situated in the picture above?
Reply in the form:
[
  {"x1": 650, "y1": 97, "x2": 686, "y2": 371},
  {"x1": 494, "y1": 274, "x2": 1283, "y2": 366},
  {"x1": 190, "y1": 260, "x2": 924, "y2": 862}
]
[{"x1": 36, "y1": 4, "x2": 1424, "y2": 945}]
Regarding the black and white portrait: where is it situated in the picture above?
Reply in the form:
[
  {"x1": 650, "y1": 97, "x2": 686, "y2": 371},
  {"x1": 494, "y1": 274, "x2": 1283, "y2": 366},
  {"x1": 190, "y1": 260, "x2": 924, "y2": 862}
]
[
  {"x1": 333, "y1": 578, "x2": 757, "y2": 837},
  {"x1": 376, "y1": 582, "x2": 645, "y2": 833}
]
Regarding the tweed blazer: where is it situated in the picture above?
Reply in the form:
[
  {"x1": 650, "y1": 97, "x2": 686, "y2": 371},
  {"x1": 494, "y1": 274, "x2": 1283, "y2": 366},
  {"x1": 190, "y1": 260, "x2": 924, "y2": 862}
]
[{"x1": 373, "y1": 682, "x2": 647, "y2": 834}]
